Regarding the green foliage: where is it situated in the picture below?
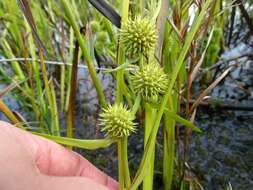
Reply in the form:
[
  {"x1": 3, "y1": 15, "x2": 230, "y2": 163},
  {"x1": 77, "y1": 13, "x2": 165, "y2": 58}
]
[{"x1": 0, "y1": 0, "x2": 225, "y2": 189}]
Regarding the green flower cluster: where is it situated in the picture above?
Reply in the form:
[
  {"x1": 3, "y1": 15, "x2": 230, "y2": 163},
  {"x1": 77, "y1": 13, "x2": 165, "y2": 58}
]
[
  {"x1": 130, "y1": 62, "x2": 169, "y2": 101},
  {"x1": 99, "y1": 104, "x2": 136, "y2": 138},
  {"x1": 120, "y1": 17, "x2": 157, "y2": 56}
]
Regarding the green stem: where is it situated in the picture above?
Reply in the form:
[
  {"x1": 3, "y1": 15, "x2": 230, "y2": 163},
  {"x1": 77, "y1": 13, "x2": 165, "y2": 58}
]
[
  {"x1": 117, "y1": 140, "x2": 125, "y2": 190},
  {"x1": 65, "y1": 28, "x2": 74, "y2": 112},
  {"x1": 118, "y1": 136, "x2": 131, "y2": 190},
  {"x1": 25, "y1": 22, "x2": 48, "y2": 129},
  {"x1": 163, "y1": 111, "x2": 175, "y2": 190},
  {"x1": 2, "y1": 38, "x2": 44, "y2": 130},
  {"x1": 143, "y1": 103, "x2": 156, "y2": 190},
  {"x1": 50, "y1": 81, "x2": 60, "y2": 136},
  {"x1": 122, "y1": 136, "x2": 131, "y2": 188},
  {"x1": 61, "y1": 0, "x2": 107, "y2": 108},
  {"x1": 116, "y1": 0, "x2": 129, "y2": 103},
  {"x1": 39, "y1": 50, "x2": 57, "y2": 134},
  {"x1": 60, "y1": 64, "x2": 65, "y2": 111}
]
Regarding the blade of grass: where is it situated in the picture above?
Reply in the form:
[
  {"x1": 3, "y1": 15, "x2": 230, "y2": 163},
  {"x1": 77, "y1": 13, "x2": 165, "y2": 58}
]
[
  {"x1": 0, "y1": 99, "x2": 24, "y2": 129},
  {"x1": 149, "y1": 103, "x2": 201, "y2": 132},
  {"x1": 116, "y1": 0, "x2": 129, "y2": 103},
  {"x1": 39, "y1": 49, "x2": 58, "y2": 134},
  {"x1": 25, "y1": 21, "x2": 48, "y2": 122},
  {"x1": 33, "y1": 132, "x2": 115, "y2": 150},
  {"x1": 66, "y1": 40, "x2": 79, "y2": 140},
  {"x1": 163, "y1": 111, "x2": 175, "y2": 190},
  {"x1": 60, "y1": 20, "x2": 66, "y2": 112},
  {"x1": 50, "y1": 80, "x2": 60, "y2": 136},
  {"x1": 17, "y1": 0, "x2": 47, "y2": 54},
  {"x1": 65, "y1": 28, "x2": 75, "y2": 112},
  {"x1": 143, "y1": 103, "x2": 156, "y2": 190},
  {"x1": 166, "y1": 110, "x2": 201, "y2": 132}
]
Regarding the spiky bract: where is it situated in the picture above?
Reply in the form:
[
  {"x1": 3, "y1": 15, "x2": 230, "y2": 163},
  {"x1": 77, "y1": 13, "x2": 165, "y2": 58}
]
[
  {"x1": 120, "y1": 17, "x2": 157, "y2": 56},
  {"x1": 130, "y1": 63, "x2": 169, "y2": 101},
  {"x1": 99, "y1": 104, "x2": 136, "y2": 138}
]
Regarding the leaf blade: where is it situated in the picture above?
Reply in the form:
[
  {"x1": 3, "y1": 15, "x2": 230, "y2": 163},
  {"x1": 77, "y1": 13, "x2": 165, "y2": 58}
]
[
  {"x1": 33, "y1": 132, "x2": 115, "y2": 150},
  {"x1": 88, "y1": 0, "x2": 121, "y2": 28}
]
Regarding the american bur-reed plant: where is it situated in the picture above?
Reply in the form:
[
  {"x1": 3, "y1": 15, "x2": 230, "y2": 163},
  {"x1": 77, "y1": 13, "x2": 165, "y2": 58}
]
[{"x1": 0, "y1": 0, "x2": 228, "y2": 189}]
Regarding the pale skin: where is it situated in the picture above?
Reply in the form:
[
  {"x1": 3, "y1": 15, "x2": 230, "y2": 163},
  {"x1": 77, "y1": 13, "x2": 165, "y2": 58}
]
[{"x1": 0, "y1": 121, "x2": 118, "y2": 190}]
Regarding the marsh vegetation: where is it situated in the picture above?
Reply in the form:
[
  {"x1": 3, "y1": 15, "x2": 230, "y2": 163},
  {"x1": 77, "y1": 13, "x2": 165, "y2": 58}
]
[{"x1": 0, "y1": 0, "x2": 253, "y2": 189}]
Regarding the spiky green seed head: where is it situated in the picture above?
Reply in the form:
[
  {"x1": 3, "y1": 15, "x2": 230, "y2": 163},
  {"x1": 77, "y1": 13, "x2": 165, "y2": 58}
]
[
  {"x1": 99, "y1": 104, "x2": 136, "y2": 138},
  {"x1": 120, "y1": 17, "x2": 157, "y2": 56},
  {"x1": 130, "y1": 63, "x2": 169, "y2": 101},
  {"x1": 90, "y1": 21, "x2": 100, "y2": 33}
]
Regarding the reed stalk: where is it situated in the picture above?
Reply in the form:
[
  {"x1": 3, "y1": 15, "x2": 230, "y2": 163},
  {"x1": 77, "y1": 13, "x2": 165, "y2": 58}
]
[
  {"x1": 39, "y1": 49, "x2": 59, "y2": 135},
  {"x1": 143, "y1": 103, "x2": 156, "y2": 190},
  {"x1": 0, "y1": 99, "x2": 24, "y2": 129},
  {"x1": 60, "y1": 0, "x2": 107, "y2": 108},
  {"x1": 115, "y1": 1, "x2": 131, "y2": 189}
]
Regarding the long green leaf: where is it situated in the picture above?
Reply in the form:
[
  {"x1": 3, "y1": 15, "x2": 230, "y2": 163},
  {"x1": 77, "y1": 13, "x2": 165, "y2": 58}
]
[
  {"x1": 33, "y1": 132, "x2": 115, "y2": 150},
  {"x1": 166, "y1": 110, "x2": 201, "y2": 132},
  {"x1": 149, "y1": 103, "x2": 201, "y2": 132}
]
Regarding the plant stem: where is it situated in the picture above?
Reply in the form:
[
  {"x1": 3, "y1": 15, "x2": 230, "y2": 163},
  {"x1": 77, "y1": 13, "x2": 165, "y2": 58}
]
[
  {"x1": 39, "y1": 49, "x2": 58, "y2": 134},
  {"x1": 116, "y1": 0, "x2": 129, "y2": 103},
  {"x1": 67, "y1": 40, "x2": 79, "y2": 140},
  {"x1": 122, "y1": 136, "x2": 131, "y2": 188},
  {"x1": 60, "y1": 20, "x2": 66, "y2": 112},
  {"x1": 143, "y1": 103, "x2": 156, "y2": 190},
  {"x1": 163, "y1": 111, "x2": 175, "y2": 190},
  {"x1": 50, "y1": 81, "x2": 60, "y2": 136},
  {"x1": 117, "y1": 139, "x2": 125, "y2": 190},
  {"x1": 25, "y1": 21, "x2": 48, "y2": 129},
  {"x1": 0, "y1": 99, "x2": 24, "y2": 129},
  {"x1": 65, "y1": 28, "x2": 74, "y2": 112},
  {"x1": 61, "y1": 0, "x2": 107, "y2": 108},
  {"x1": 118, "y1": 137, "x2": 131, "y2": 190},
  {"x1": 115, "y1": 2, "x2": 131, "y2": 188}
]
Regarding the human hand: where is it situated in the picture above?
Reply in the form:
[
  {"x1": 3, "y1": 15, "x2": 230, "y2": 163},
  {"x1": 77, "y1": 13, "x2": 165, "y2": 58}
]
[{"x1": 0, "y1": 121, "x2": 118, "y2": 190}]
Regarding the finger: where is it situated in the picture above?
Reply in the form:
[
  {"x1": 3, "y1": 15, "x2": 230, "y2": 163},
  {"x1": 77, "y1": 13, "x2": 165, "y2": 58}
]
[
  {"x1": 0, "y1": 121, "x2": 118, "y2": 190},
  {"x1": 40, "y1": 175, "x2": 110, "y2": 190}
]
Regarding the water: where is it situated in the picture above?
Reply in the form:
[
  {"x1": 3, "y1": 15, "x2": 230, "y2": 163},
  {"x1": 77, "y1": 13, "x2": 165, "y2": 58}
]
[{"x1": 189, "y1": 41, "x2": 253, "y2": 189}]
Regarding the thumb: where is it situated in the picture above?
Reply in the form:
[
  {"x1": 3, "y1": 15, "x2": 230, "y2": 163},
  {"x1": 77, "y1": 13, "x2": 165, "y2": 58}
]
[{"x1": 39, "y1": 175, "x2": 111, "y2": 190}]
